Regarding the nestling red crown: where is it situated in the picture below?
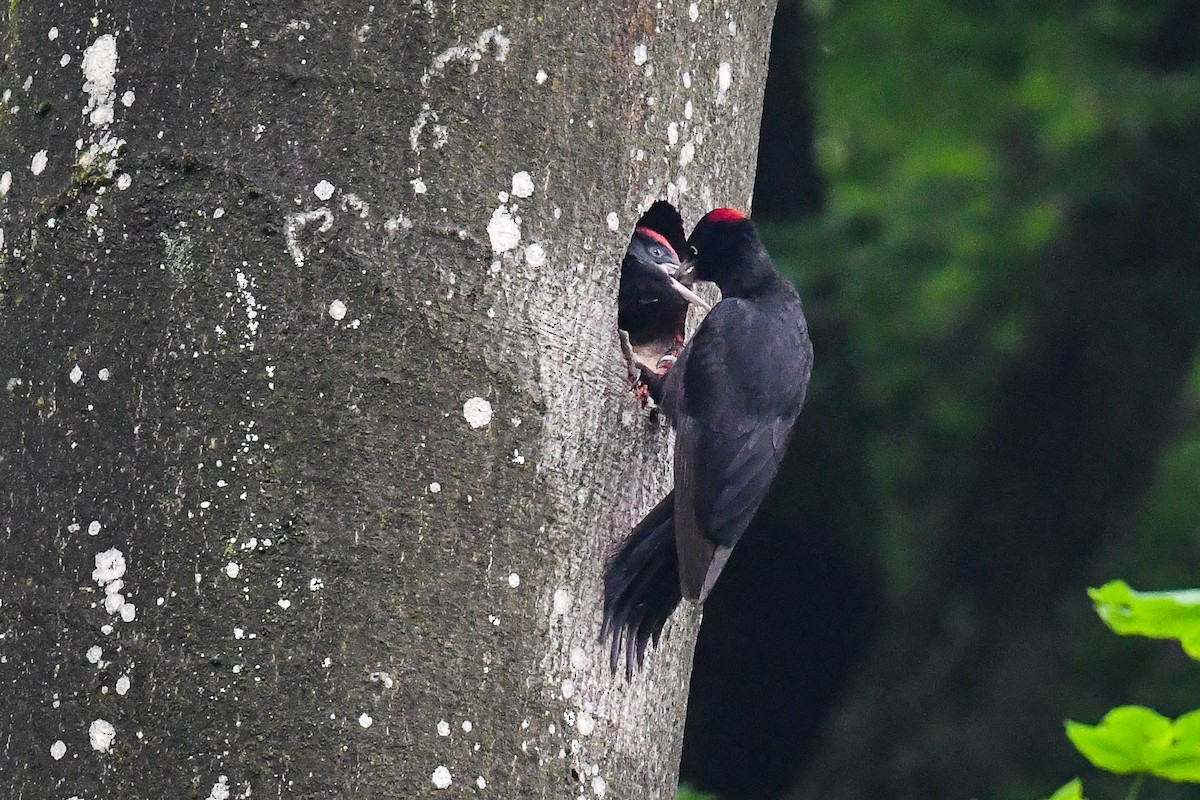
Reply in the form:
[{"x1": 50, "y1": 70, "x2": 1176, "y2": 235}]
[{"x1": 634, "y1": 227, "x2": 679, "y2": 259}]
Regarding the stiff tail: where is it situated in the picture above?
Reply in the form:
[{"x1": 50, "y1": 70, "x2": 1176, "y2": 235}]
[{"x1": 601, "y1": 492, "x2": 683, "y2": 678}]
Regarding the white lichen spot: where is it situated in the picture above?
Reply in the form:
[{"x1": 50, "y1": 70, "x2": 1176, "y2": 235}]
[
  {"x1": 213, "y1": 207, "x2": 225, "y2": 219},
  {"x1": 88, "y1": 719, "x2": 115, "y2": 752},
  {"x1": 487, "y1": 207, "x2": 521, "y2": 253},
  {"x1": 569, "y1": 647, "x2": 588, "y2": 670},
  {"x1": 284, "y1": 208, "x2": 333, "y2": 268},
  {"x1": 729, "y1": 19, "x2": 738, "y2": 35},
  {"x1": 309, "y1": 577, "x2": 323, "y2": 591},
  {"x1": 384, "y1": 213, "x2": 413, "y2": 235},
  {"x1": 716, "y1": 61, "x2": 733, "y2": 104},
  {"x1": 277, "y1": 598, "x2": 292, "y2": 610},
  {"x1": 121, "y1": 90, "x2": 135, "y2": 107},
  {"x1": 668, "y1": 121, "x2": 679, "y2": 146},
  {"x1": 680, "y1": 141, "x2": 696, "y2": 167},
  {"x1": 115, "y1": 675, "x2": 130, "y2": 695},
  {"x1": 429, "y1": 482, "x2": 442, "y2": 494},
  {"x1": 60, "y1": 53, "x2": 71, "y2": 67},
  {"x1": 86, "y1": 645, "x2": 102, "y2": 664},
  {"x1": 116, "y1": 173, "x2": 132, "y2": 190},
  {"x1": 593, "y1": 776, "x2": 608, "y2": 797},
  {"x1": 683, "y1": 70, "x2": 693, "y2": 89},
  {"x1": 87, "y1": 520, "x2": 101, "y2": 536},
  {"x1": 50, "y1": 740, "x2": 66, "y2": 760},
  {"x1": 511, "y1": 170, "x2": 535, "y2": 198},
  {"x1": 409, "y1": 104, "x2": 439, "y2": 152},
  {"x1": 119, "y1": 602, "x2": 135, "y2": 622},
  {"x1": 104, "y1": 593, "x2": 124, "y2": 615},
  {"x1": 476, "y1": 776, "x2": 487, "y2": 789},
  {"x1": 68, "y1": 364, "x2": 83, "y2": 384},
  {"x1": 359, "y1": 713, "x2": 374, "y2": 728},
  {"x1": 685, "y1": 99, "x2": 694, "y2": 120},
  {"x1": 92, "y1": 549, "x2": 126, "y2": 585},
  {"x1": 437, "y1": 719, "x2": 451, "y2": 736},
  {"x1": 0, "y1": 171, "x2": 11, "y2": 196},
  {"x1": 328, "y1": 299, "x2": 348, "y2": 320},
  {"x1": 689, "y1": 2, "x2": 699, "y2": 21},
  {"x1": 81, "y1": 34, "x2": 118, "y2": 127},
  {"x1": 462, "y1": 720, "x2": 473, "y2": 732},
  {"x1": 341, "y1": 193, "x2": 371, "y2": 217},
  {"x1": 576, "y1": 710, "x2": 595, "y2": 736},
  {"x1": 98, "y1": 367, "x2": 111, "y2": 381},
  {"x1": 424, "y1": 27, "x2": 510, "y2": 85},
  {"x1": 605, "y1": 212, "x2": 620, "y2": 232},
  {"x1": 411, "y1": 178, "x2": 428, "y2": 194},
  {"x1": 206, "y1": 775, "x2": 231, "y2": 800},
  {"x1": 525, "y1": 242, "x2": 547, "y2": 268},
  {"x1": 561, "y1": 679, "x2": 576, "y2": 699},
  {"x1": 507, "y1": 572, "x2": 520, "y2": 588},
  {"x1": 225, "y1": 562, "x2": 240, "y2": 579},
  {"x1": 30, "y1": 149, "x2": 49, "y2": 176},
  {"x1": 462, "y1": 396, "x2": 493, "y2": 429},
  {"x1": 432, "y1": 766, "x2": 452, "y2": 789},
  {"x1": 369, "y1": 671, "x2": 394, "y2": 688},
  {"x1": 553, "y1": 588, "x2": 572, "y2": 616},
  {"x1": 535, "y1": 69, "x2": 548, "y2": 84},
  {"x1": 48, "y1": 26, "x2": 59, "y2": 40},
  {"x1": 313, "y1": 180, "x2": 335, "y2": 201},
  {"x1": 632, "y1": 43, "x2": 648, "y2": 66}
]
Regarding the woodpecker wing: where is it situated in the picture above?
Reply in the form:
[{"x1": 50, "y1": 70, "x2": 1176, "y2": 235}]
[{"x1": 669, "y1": 292, "x2": 812, "y2": 601}]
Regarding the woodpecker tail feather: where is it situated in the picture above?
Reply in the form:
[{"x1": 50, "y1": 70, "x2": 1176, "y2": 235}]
[{"x1": 601, "y1": 492, "x2": 682, "y2": 678}]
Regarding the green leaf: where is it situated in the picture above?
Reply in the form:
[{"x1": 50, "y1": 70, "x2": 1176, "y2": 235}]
[
  {"x1": 1066, "y1": 706, "x2": 1173, "y2": 774},
  {"x1": 1067, "y1": 706, "x2": 1200, "y2": 783},
  {"x1": 1043, "y1": 778, "x2": 1086, "y2": 800},
  {"x1": 1088, "y1": 580, "x2": 1200, "y2": 659},
  {"x1": 1154, "y1": 709, "x2": 1200, "y2": 782}
]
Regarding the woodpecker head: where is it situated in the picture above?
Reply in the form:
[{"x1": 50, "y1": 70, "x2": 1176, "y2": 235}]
[
  {"x1": 686, "y1": 207, "x2": 775, "y2": 297},
  {"x1": 625, "y1": 226, "x2": 710, "y2": 311}
]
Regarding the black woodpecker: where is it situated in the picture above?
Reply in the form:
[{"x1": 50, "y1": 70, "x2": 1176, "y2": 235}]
[
  {"x1": 603, "y1": 207, "x2": 813, "y2": 677},
  {"x1": 617, "y1": 201, "x2": 709, "y2": 405}
]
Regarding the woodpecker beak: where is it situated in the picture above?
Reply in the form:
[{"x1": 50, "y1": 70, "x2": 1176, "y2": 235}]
[
  {"x1": 658, "y1": 262, "x2": 710, "y2": 310},
  {"x1": 676, "y1": 256, "x2": 700, "y2": 284}
]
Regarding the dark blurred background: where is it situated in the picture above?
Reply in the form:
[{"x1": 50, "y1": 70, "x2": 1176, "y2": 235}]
[{"x1": 680, "y1": 1, "x2": 1200, "y2": 799}]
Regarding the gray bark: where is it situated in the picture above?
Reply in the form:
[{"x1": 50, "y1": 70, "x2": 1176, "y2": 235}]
[{"x1": 0, "y1": 1, "x2": 775, "y2": 797}]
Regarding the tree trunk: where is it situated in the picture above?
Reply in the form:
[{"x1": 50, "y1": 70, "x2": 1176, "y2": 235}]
[{"x1": 0, "y1": 1, "x2": 776, "y2": 797}]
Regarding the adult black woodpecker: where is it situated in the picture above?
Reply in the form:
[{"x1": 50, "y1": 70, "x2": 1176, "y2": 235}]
[
  {"x1": 618, "y1": 201, "x2": 709, "y2": 405},
  {"x1": 603, "y1": 207, "x2": 813, "y2": 677}
]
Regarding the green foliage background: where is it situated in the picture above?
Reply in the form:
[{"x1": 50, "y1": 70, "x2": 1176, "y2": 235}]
[
  {"x1": 749, "y1": 0, "x2": 1200, "y2": 797},
  {"x1": 768, "y1": 0, "x2": 1200, "y2": 591}
]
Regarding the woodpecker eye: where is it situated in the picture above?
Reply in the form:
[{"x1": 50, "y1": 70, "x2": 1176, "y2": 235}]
[
  {"x1": 689, "y1": 245, "x2": 699, "y2": 257},
  {"x1": 650, "y1": 247, "x2": 665, "y2": 258}
]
